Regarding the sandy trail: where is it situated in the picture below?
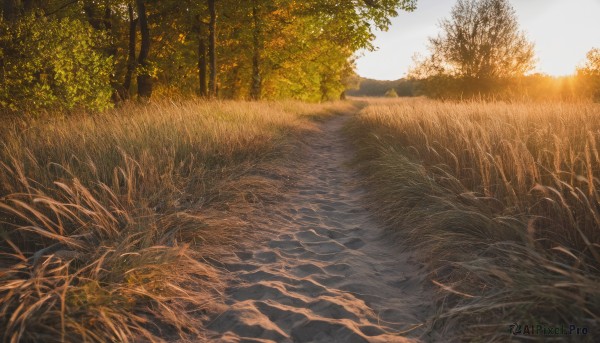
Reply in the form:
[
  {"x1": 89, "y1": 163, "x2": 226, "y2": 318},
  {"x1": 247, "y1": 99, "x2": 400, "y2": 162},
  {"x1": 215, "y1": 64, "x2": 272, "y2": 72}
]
[{"x1": 206, "y1": 115, "x2": 431, "y2": 342}]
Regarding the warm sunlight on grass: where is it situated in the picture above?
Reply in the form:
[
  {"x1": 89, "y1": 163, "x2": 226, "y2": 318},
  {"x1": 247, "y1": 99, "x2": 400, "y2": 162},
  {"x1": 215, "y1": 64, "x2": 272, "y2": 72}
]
[
  {"x1": 347, "y1": 98, "x2": 600, "y2": 341},
  {"x1": 0, "y1": 99, "x2": 355, "y2": 342}
]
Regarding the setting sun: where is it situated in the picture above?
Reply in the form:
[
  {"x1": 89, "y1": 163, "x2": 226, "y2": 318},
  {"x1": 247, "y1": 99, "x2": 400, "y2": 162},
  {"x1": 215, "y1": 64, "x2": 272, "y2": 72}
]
[{"x1": 357, "y1": 0, "x2": 600, "y2": 79}]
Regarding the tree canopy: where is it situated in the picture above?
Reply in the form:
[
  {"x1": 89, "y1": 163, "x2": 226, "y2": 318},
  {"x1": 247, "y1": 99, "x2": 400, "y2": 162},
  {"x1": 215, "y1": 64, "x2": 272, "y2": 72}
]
[
  {"x1": 0, "y1": 0, "x2": 417, "y2": 113},
  {"x1": 410, "y1": 0, "x2": 535, "y2": 98},
  {"x1": 578, "y1": 48, "x2": 600, "y2": 77},
  {"x1": 0, "y1": 10, "x2": 113, "y2": 112},
  {"x1": 576, "y1": 48, "x2": 600, "y2": 100}
]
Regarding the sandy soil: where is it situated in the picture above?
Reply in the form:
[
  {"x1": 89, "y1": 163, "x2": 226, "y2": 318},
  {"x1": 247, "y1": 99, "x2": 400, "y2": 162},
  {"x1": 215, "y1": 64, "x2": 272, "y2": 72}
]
[{"x1": 206, "y1": 115, "x2": 432, "y2": 343}]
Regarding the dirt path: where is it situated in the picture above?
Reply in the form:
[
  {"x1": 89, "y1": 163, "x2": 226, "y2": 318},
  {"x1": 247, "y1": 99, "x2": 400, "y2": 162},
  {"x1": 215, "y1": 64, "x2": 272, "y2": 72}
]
[{"x1": 206, "y1": 115, "x2": 431, "y2": 343}]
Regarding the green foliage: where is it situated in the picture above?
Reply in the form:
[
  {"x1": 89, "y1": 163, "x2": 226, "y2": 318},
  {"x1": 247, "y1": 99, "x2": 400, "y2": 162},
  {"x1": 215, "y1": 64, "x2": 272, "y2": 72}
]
[
  {"x1": 146, "y1": 0, "x2": 417, "y2": 102},
  {"x1": 303, "y1": 0, "x2": 417, "y2": 51},
  {"x1": 0, "y1": 0, "x2": 417, "y2": 110},
  {"x1": 203, "y1": 1, "x2": 359, "y2": 101},
  {"x1": 0, "y1": 15, "x2": 113, "y2": 113}
]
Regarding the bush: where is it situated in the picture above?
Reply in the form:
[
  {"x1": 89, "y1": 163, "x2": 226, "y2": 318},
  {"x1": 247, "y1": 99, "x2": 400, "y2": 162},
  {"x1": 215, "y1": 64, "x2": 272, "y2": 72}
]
[
  {"x1": 384, "y1": 88, "x2": 399, "y2": 98},
  {"x1": 0, "y1": 15, "x2": 113, "y2": 113}
]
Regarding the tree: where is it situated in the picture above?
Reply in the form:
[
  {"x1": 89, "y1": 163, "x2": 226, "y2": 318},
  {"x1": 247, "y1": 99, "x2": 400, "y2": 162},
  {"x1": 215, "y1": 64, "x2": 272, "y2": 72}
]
[
  {"x1": 195, "y1": 13, "x2": 208, "y2": 97},
  {"x1": 122, "y1": 3, "x2": 137, "y2": 100},
  {"x1": 384, "y1": 88, "x2": 398, "y2": 97},
  {"x1": 1, "y1": 0, "x2": 420, "y2": 110},
  {"x1": 0, "y1": 15, "x2": 113, "y2": 112},
  {"x1": 412, "y1": 0, "x2": 535, "y2": 96},
  {"x1": 577, "y1": 48, "x2": 600, "y2": 100},
  {"x1": 304, "y1": 0, "x2": 417, "y2": 51},
  {"x1": 578, "y1": 48, "x2": 600, "y2": 77}
]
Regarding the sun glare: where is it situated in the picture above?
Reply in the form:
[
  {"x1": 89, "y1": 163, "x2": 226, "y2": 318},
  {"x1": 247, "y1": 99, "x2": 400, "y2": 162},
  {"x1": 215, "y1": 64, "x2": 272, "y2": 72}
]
[{"x1": 357, "y1": 0, "x2": 600, "y2": 80}]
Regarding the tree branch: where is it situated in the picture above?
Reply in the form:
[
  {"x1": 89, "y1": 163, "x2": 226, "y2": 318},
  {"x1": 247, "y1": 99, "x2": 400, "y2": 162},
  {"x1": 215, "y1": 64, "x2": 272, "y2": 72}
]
[
  {"x1": 45, "y1": 0, "x2": 79, "y2": 17},
  {"x1": 363, "y1": 0, "x2": 380, "y2": 8}
]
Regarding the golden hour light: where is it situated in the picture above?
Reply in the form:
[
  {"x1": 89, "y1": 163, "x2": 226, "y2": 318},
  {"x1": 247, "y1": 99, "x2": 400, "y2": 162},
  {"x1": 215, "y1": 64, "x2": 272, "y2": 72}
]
[
  {"x1": 357, "y1": 0, "x2": 600, "y2": 79},
  {"x1": 1, "y1": 0, "x2": 599, "y2": 342}
]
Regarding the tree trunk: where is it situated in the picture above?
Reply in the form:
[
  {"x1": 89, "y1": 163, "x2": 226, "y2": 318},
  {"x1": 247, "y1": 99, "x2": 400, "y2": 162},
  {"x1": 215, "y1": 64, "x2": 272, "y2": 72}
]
[
  {"x1": 250, "y1": 0, "x2": 261, "y2": 100},
  {"x1": 2, "y1": 0, "x2": 21, "y2": 21},
  {"x1": 122, "y1": 4, "x2": 137, "y2": 100},
  {"x1": 207, "y1": 0, "x2": 217, "y2": 98},
  {"x1": 83, "y1": 1, "x2": 121, "y2": 102},
  {"x1": 197, "y1": 15, "x2": 207, "y2": 97},
  {"x1": 136, "y1": 0, "x2": 152, "y2": 99},
  {"x1": 83, "y1": 1, "x2": 105, "y2": 30},
  {"x1": 23, "y1": 0, "x2": 36, "y2": 13},
  {"x1": 102, "y1": 3, "x2": 112, "y2": 31}
]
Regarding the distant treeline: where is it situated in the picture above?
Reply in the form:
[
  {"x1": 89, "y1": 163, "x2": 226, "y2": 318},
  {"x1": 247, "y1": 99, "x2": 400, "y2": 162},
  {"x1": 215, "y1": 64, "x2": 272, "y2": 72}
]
[
  {"x1": 413, "y1": 73, "x2": 600, "y2": 101},
  {"x1": 347, "y1": 74, "x2": 600, "y2": 101},
  {"x1": 345, "y1": 77, "x2": 419, "y2": 98}
]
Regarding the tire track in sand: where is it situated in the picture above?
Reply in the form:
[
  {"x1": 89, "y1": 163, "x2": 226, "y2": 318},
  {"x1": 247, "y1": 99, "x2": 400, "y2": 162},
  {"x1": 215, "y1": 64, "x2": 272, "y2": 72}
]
[{"x1": 207, "y1": 114, "x2": 431, "y2": 343}]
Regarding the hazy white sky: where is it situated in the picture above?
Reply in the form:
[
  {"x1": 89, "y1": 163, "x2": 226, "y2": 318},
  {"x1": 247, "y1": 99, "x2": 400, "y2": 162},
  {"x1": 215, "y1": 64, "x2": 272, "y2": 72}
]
[{"x1": 355, "y1": 0, "x2": 600, "y2": 80}]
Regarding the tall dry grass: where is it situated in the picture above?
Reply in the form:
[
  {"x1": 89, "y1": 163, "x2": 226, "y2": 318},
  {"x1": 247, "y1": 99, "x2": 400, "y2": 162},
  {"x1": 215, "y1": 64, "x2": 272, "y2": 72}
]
[
  {"x1": 347, "y1": 98, "x2": 600, "y2": 341},
  {"x1": 0, "y1": 98, "x2": 355, "y2": 342}
]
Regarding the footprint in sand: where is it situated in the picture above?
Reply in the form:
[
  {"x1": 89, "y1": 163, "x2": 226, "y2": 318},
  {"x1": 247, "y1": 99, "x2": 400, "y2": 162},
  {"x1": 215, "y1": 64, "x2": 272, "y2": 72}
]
[
  {"x1": 294, "y1": 230, "x2": 329, "y2": 242},
  {"x1": 207, "y1": 115, "x2": 431, "y2": 343},
  {"x1": 291, "y1": 263, "x2": 325, "y2": 277},
  {"x1": 254, "y1": 251, "x2": 279, "y2": 263},
  {"x1": 343, "y1": 237, "x2": 367, "y2": 250}
]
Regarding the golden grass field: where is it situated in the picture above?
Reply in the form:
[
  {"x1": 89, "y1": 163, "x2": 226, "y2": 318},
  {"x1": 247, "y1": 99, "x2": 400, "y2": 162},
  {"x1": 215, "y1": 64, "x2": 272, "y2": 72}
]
[
  {"x1": 347, "y1": 98, "x2": 600, "y2": 341},
  {"x1": 0, "y1": 99, "x2": 355, "y2": 342},
  {"x1": 1, "y1": 97, "x2": 599, "y2": 342}
]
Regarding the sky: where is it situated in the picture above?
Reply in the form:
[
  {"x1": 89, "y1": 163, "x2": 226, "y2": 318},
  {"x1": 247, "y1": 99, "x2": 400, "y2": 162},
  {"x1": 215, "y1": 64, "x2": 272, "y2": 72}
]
[{"x1": 355, "y1": 0, "x2": 600, "y2": 80}]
